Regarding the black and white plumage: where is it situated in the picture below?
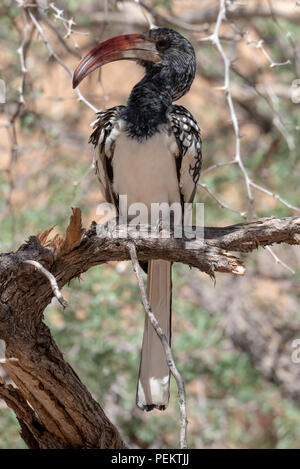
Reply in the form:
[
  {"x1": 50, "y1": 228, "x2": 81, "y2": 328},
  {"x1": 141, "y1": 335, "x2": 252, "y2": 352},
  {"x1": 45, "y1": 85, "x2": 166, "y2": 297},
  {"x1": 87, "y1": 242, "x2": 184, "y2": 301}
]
[
  {"x1": 73, "y1": 27, "x2": 202, "y2": 411},
  {"x1": 89, "y1": 104, "x2": 202, "y2": 210}
]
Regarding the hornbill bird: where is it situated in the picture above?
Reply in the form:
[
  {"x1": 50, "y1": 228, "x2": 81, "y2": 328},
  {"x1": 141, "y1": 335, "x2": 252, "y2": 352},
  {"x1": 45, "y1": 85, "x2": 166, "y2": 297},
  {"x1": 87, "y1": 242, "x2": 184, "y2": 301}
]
[{"x1": 73, "y1": 27, "x2": 202, "y2": 411}]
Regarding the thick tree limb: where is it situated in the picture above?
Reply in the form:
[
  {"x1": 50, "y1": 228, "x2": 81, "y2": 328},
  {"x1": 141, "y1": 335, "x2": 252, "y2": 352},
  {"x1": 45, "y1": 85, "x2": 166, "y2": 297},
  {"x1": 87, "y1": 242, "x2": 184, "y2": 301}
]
[{"x1": 0, "y1": 211, "x2": 299, "y2": 448}]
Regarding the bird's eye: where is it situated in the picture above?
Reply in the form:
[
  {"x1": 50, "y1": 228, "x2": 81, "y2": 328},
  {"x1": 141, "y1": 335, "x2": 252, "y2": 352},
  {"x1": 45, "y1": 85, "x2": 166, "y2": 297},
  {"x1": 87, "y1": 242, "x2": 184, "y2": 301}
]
[{"x1": 156, "y1": 40, "x2": 169, "y2": 51}]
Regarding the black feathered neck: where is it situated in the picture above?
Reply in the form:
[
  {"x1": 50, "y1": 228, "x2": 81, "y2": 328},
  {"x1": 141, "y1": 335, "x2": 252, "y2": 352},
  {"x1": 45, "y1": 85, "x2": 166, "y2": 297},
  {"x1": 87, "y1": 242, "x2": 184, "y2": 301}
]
[{"x1": 121, "y1": 70, "x2": 173, "y2": 140}]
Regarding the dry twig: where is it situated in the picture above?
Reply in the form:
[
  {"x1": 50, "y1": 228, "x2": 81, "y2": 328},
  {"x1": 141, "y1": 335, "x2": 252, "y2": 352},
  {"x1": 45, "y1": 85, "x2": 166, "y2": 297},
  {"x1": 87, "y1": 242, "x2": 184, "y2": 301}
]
[
  {"x1": 128, "y1": 242, "x2": 188, "y2": 449},
  {"x1": 23, "y1": 260, "x2": 68, "y2": 308}
]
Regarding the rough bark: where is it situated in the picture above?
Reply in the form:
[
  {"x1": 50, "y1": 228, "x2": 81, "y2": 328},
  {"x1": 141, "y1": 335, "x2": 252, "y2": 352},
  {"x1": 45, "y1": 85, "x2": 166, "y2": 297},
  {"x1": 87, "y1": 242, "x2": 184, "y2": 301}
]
[{"x1": 0, "y1": 210, "x2": 299, "y2": 448}]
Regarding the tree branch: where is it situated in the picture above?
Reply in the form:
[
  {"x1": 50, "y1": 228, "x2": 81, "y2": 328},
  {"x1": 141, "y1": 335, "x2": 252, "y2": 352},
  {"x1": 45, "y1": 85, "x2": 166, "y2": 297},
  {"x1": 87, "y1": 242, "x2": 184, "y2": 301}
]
[
  {"x1": 0, "y1": 210, "x2": 299, "y2": 448},
  {"x1": 182, "y1": 3, "x2": 300, "y2": 26}
]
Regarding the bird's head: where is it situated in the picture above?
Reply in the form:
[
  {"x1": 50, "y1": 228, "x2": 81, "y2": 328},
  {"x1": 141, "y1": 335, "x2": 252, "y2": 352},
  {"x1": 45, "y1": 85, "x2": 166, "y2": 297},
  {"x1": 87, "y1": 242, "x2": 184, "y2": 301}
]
[{"x1": 72, "y1": 28, "x2": 196, "y2": 101}]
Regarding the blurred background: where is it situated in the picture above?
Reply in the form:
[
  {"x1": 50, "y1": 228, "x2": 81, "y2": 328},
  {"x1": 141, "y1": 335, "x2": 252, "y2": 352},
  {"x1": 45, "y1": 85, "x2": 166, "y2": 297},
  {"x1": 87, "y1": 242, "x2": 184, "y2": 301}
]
[{"x1": 0, "y1": 0, "x2": 300, "y2": 449}]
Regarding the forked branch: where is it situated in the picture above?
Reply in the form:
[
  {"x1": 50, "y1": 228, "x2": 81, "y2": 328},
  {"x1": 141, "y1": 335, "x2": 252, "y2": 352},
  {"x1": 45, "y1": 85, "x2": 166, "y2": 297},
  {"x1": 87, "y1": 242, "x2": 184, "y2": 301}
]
[{"x1": 0, "y1": 209, "x2": 299, "y2": 448}]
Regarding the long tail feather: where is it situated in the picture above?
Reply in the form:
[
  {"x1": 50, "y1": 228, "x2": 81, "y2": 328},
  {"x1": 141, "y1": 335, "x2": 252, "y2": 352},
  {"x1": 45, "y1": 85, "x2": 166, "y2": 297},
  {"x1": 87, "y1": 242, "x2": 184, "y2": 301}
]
[{"x1": 136, "y1": 259, "x2": 172, "y2": 411}]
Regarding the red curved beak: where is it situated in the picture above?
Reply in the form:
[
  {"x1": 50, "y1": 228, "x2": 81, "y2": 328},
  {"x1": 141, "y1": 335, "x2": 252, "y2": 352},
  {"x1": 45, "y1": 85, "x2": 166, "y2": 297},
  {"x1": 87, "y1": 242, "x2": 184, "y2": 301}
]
[{"x1": 72, "y1": 33, "x2": 161, "y2": 89}]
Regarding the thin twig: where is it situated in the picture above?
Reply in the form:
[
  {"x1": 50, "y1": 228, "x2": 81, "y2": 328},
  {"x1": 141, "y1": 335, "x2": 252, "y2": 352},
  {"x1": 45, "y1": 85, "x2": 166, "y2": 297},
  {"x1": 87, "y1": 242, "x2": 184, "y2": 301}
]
[
  {"x1": 23, "y1": 260, "x2": 68, "y2": 308},
  {"x1": 199, "y1": 183, "x2": 247, "y2": 218},
  {"x1": 199, "y1": 0, "x2": 297, "y2": 272},
  {"x1": 131, "y1": 0, "x2": 210, "y2": 33},
  {"x1": 245, "y1": 31, "x2": 291, "y2": 69},
  {"x1": 28, "y1": 10, "x2": 98, "y2": 113},
  {"x1": 128, "y1": 242, "x2": 188, "y2": 449},
  {"x1": 16, "y1": 9, "x2": 30, "y2": 104},
  {"x1": 134, "y1": 0, "x2": 156, "y2": 29},
  {"x1": 201, "y1": 159, "x2": 237, "y2": 176},
  {"x1": 265, "y1": 246, "x2": 295, "y2": 274},
  {"x1": 200, "y1": 0, "x2": 255, "y2": 214},
  {"x1": 250, "y1": 181, "x2": 300, "y2": 213},
  {"x1": 49, "y1": 2, "x2": 83, "y2": 55}
]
